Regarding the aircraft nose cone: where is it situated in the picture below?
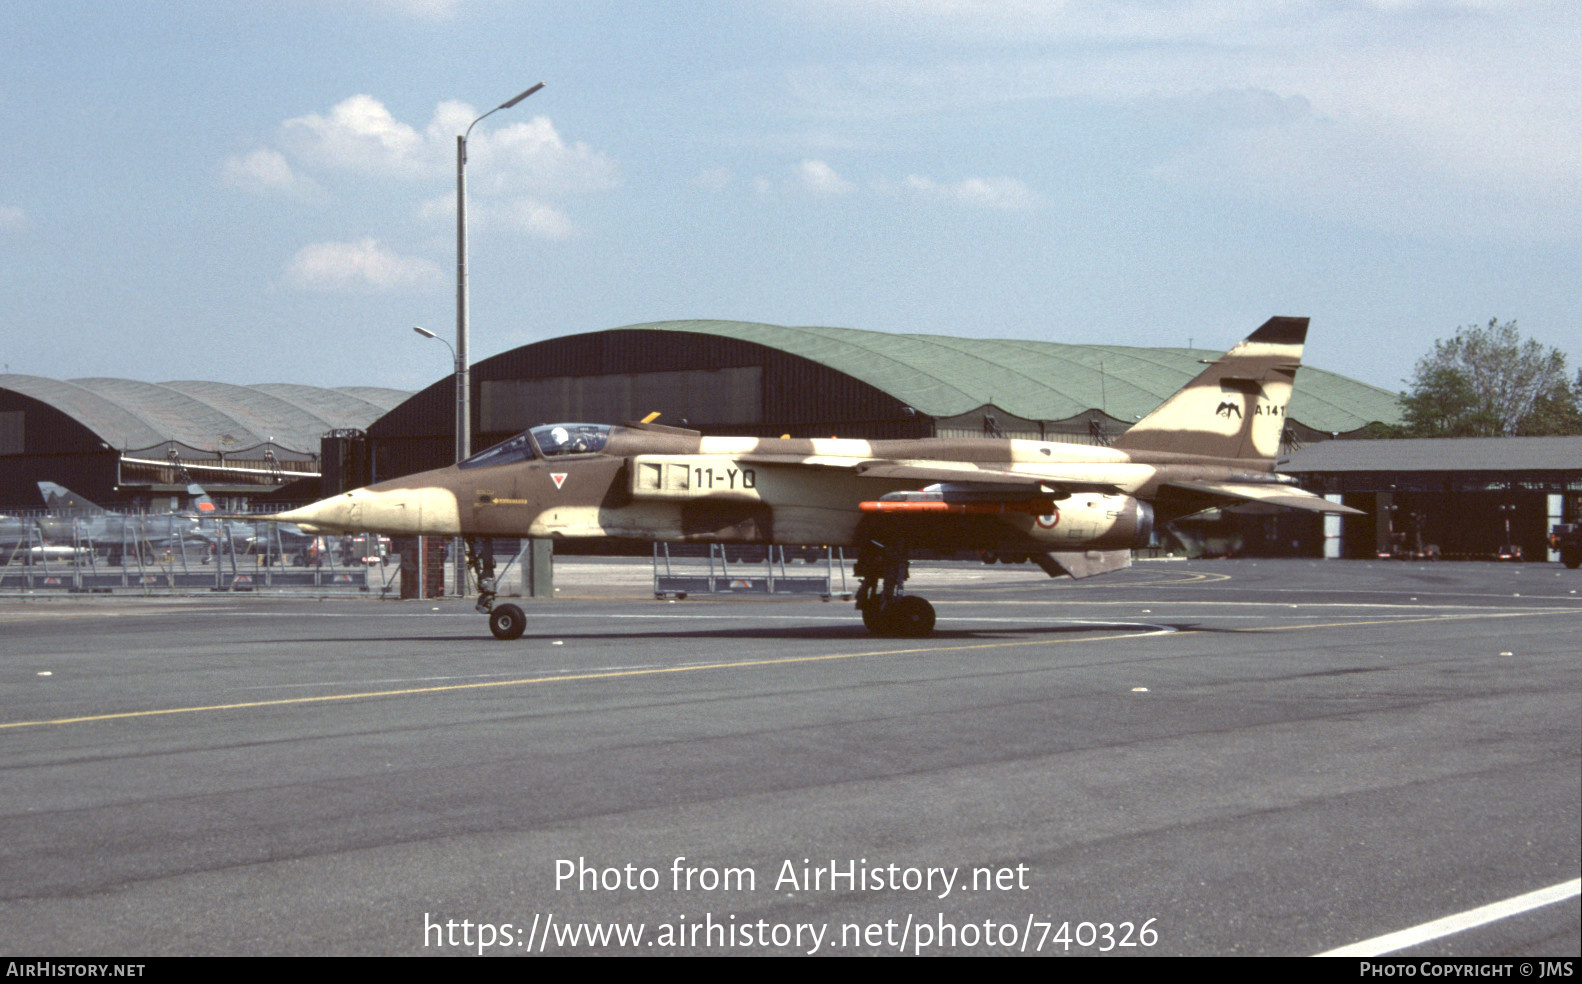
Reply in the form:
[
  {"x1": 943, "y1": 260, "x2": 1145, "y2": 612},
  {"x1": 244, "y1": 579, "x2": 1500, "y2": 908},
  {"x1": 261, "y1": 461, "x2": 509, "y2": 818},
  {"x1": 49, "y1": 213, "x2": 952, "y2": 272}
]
[
  {"x1": 269, "y1": 485, "x2": 461, "y2": 536},
  {"x1": 270, "y1": 495, "x2": 357, "y2": 534}
]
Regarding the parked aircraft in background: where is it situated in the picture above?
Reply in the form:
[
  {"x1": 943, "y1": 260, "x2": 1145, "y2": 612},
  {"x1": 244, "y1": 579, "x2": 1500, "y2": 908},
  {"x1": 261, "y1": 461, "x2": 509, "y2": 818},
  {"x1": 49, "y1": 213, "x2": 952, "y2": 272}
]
[
  {"x1": 1, "y1": 506, "x2": 95, "y2": 564},
  {"x1": 267, "y1": 317, "x2": 1360, "y2": 639},
  {"x1": 184, "y1": 487, "x2": 325, "y2": 563},
  {"x1": 28, "y1": 481, "x2": 332, "y2": 567},
  {"x1": 34, "y1": 482, "x2": 207, "y2": 562}
]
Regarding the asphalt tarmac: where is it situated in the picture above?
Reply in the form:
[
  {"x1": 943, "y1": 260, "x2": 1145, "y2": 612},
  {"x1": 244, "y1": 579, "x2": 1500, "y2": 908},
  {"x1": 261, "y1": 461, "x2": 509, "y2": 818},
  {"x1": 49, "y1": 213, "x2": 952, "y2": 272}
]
[{"x1": 1, "y1": 558, "x2": 1578, "y2": 956}]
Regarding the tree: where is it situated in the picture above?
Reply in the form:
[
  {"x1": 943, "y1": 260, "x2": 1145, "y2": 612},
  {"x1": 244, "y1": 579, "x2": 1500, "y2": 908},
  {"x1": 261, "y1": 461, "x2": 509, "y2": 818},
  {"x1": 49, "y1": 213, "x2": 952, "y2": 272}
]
[
  {"x1": 1398, "y1": 319, "x2": 1579, "y2": 437},
  {"x1": 1519, "y1": 367, "x2": 1582, "y2": 435}
]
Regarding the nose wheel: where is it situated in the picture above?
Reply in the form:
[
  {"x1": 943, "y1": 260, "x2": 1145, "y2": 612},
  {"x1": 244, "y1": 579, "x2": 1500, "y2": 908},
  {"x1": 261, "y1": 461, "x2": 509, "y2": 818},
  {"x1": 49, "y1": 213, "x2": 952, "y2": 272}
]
[
  {"x1": 854, "y1": 539, "x2": 936, "y2": 637},
  {"x1": 489, "y1": 603, "x2": 527, "y2": 640}
]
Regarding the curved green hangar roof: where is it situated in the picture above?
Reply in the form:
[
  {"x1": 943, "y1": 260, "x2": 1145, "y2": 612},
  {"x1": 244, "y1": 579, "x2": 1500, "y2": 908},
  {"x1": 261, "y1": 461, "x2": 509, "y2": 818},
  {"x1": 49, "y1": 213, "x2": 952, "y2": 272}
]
[
  {"x1": 622, "y1": 320, "x2": 1402, "y2": 434},
  {"x1": 0, "y1": 374, "x2": 410, "y2": 455}
]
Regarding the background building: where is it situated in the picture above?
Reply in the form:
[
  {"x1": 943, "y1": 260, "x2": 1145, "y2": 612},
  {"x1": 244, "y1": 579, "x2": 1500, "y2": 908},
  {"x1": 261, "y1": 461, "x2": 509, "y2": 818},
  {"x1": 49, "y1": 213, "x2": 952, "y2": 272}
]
[
  {"x1": 0, "y1": 375, "x2": 407, "y2": 510},
  {"x1": 1280, "y1": 437, "x2": 1582, "y2": 562}
]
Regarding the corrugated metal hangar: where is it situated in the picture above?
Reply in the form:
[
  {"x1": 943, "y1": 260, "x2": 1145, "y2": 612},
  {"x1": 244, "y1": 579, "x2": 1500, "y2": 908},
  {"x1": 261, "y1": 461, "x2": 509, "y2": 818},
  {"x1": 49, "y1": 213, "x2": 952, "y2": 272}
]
[{"x1": 0, "y1": 374, "x2": 408, "y2": 510}]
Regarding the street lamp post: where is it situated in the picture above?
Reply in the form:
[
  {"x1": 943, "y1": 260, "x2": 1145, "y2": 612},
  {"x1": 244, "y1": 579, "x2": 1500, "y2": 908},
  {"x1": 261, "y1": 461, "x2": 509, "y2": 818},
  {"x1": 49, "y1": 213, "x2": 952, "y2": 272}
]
[
  {"x1": 412, "y1": 324, "x2": 457, "y2": 378},
  {"x1": 457, "y1": 82, "x2": 545, "y2": 464},
  {"x1": 450, "y1": 81, "x2": 544, "y2": 597}
]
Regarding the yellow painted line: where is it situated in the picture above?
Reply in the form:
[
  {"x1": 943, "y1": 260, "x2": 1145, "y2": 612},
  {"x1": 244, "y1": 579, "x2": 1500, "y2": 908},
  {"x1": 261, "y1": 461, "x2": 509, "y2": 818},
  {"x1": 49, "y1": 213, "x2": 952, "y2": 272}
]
[
  {"x1": 0, "y1": 606, "x2": 233, "y2": 622},
  {"x1": 1, "y1": 630, "x2": 1168, "y2": 731}
]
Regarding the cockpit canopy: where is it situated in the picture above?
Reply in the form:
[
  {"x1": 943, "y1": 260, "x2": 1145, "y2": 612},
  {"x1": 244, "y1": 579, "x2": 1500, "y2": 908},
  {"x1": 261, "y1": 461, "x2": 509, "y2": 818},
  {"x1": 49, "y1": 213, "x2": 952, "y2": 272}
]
[
  {"x1": 459, "y1": 423, "x2": 612, "y2": 469},
  {"x1": 532, "y1": 423, "x2": 611, "y2": 456}
]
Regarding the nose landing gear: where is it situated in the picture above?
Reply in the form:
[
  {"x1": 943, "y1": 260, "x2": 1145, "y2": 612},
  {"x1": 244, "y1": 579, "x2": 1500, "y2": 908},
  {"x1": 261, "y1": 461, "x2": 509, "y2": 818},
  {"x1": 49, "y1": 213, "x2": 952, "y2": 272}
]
[{"x1": 467, "y1": 537, "x2": 528, "y2": 640}]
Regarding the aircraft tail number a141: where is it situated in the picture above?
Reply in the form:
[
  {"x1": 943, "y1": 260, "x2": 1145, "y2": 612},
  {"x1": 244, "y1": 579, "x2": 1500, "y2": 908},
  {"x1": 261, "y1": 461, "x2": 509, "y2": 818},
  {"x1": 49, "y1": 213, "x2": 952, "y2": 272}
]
[{"x1": 267, "y1": 317, "x2": 1360, "y2": 639}]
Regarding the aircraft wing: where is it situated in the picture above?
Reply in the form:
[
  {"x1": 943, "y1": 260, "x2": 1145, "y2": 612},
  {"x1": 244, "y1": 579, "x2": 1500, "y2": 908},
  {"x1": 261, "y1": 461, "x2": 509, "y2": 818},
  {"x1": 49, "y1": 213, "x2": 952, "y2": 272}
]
[
  {"x1": 732, "y1": 454, "x2": 1123, "y2": 497},
  {"x1": 852, "y1": 463, "x2": 1122, "y2": 497},
  {"x1": 1160, "y1": 481, "x2": 1363, "y2": 515}
]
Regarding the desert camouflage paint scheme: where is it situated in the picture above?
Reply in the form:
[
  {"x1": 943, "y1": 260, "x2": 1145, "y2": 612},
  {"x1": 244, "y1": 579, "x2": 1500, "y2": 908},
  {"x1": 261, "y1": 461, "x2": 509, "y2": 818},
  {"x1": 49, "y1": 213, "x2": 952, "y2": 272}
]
[{"x1": 272, "y1": 317, "x2": 1358, "y2": 638}]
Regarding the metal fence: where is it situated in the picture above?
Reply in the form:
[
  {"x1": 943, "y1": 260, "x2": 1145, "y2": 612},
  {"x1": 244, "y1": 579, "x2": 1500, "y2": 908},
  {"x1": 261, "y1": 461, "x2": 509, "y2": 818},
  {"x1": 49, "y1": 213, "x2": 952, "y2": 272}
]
[
  {"x1": 0, "y1": 518, "x2": 393, "y2": 595},
  {"x1": 652, "y1": 543, "x2": 851, "y2": 600}
]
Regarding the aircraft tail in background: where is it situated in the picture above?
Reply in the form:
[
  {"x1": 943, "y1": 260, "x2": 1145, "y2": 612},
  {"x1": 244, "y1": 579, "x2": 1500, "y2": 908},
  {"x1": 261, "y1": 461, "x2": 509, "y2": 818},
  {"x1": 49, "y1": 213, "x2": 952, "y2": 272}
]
[{"x1": 37, "y1": 482, "x2": 108, "y2": 515}]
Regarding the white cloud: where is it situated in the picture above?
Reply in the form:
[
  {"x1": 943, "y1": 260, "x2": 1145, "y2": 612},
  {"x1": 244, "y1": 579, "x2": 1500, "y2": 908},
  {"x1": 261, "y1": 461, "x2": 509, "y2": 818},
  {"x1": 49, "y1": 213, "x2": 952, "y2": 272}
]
[
  {"x1": 417, "y1": 192, "x2": 576, "y2": 240},
  {"x1": 282, "y1": 238, "x2": 444, "y2": 292},
  {"x1": 797, "y1": 0, "x2": 1527, "y2": 45},
  {"x1": 274, "y1": 95, "x2": 618, "y2": 195},
  {"x1": 415, "y1": 195, "x2": 452, "y2": 224},
  {"x1": 230, "y1": 93, "x2": 618, "y2": 261},
  {"x1": 471, "y1": 114, "x2": 620, "y2": 196},
  {"x1": 899, "y1": 174, "x2": 1043, "y2": 210},
  {"x1": 783, "y1": 2, "x2": 1582, "y2": 237},
  {"x1": 796, "y1": 159, "x2": 855, "y2": 195},
  {"x1": 756, "y1": 163, "x2": 1042, "y2": 210},
  {"x1": 256, "y1": 94, "x2": 616, "y2": 242},
  {"x1": 222, "y1": 148, "x2": 325, "y2": 201},
  {"x1": 500, "y1": 199, "x2": 576, "y2": 240},
  {"x1": 0, "y1": 205, "x2": 26, "y2": 232},
  {"x1": 759, "y1": 162, "x2": 1044, "y2": 210},
  {"x1": 280, "y1": 95, "x2": 433, "y2": 179}
]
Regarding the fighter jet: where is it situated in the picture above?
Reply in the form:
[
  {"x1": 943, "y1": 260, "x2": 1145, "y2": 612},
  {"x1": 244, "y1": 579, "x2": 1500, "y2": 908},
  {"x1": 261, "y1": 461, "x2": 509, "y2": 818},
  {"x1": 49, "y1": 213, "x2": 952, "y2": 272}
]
[
  {"x1": 36, "y1": 482, "x2": 206, "y2": 561},
  {"x1": 270, "y1": 317, "x2": 1360, "y2": 639}
]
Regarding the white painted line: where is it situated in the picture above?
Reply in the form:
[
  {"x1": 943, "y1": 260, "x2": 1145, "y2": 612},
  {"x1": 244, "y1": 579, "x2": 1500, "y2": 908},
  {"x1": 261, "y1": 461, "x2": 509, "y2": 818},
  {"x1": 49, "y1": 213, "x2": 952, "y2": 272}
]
[{"x1": 1315, "y1": 878, "x2": 1581, "y2": 957}]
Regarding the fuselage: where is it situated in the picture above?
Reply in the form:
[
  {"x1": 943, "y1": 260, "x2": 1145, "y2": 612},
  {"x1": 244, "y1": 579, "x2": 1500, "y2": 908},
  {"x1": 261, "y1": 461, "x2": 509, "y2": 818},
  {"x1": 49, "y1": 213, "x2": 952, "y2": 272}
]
[{"x1": 273, "y1": 422, "x2": 1288, "y2": 553}]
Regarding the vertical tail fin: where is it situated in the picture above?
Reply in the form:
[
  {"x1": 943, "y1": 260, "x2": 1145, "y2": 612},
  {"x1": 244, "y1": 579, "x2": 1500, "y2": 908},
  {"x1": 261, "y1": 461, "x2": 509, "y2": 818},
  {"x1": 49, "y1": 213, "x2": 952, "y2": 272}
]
[
  {"x1": 38, "y1": 482, "x2": 107, "y2": 514},
  {"x1": 188, "y1": 484, "x2": 218, "y2": 515},
  {"x1": 1111, "y1": 316, "x2": 1306, "y2": 461}
]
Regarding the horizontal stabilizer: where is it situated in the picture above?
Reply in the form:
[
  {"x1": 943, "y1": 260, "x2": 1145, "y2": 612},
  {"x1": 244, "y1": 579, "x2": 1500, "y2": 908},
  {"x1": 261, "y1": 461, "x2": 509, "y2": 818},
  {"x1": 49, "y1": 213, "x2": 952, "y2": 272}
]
[
  {"x1": 1033, "y1": 549, "x2": 1132, "y2": 579},
  {"x1": 1164, "y1": 481, "x2": 1363, "y2": 515}
]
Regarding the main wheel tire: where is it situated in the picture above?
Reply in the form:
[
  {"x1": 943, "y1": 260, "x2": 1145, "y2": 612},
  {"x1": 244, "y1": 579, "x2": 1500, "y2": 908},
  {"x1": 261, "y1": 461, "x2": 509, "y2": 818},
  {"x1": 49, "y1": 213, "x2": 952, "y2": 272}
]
[
  {"x1": 889, "y1": 596, "x2": 936, "y2": 637},
  {"x1": 1564, "y1": 547, "x2": 1582, "y2": 570},
  {"x1": 861, "y1": 600, "x2": 890, "y2": 634},
  {"x1": 489, "y1": 603, "x2": 527, "y2": 640}
]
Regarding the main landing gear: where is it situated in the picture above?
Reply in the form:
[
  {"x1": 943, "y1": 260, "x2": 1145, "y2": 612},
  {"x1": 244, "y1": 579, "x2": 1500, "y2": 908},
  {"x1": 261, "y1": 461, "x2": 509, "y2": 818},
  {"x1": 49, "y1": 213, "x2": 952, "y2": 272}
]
[
  {"x1": 467, "y1": 537, "x2": 527, "y2": 641},
  {"x1": 854, "y1": 539, "x2": 936, "y2": 637}
]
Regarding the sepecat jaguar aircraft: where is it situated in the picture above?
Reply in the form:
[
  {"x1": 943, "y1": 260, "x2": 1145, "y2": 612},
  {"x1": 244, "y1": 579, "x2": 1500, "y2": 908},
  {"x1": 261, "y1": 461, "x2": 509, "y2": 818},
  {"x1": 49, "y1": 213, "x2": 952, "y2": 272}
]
[{"x1": 268, "y1": 317, "x2": 1359, "y2": 639}]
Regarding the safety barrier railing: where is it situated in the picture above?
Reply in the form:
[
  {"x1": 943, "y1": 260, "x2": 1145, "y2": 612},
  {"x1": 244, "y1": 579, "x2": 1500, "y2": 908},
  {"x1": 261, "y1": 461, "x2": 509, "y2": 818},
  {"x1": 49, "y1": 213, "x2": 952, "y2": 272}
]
[
  {"x1": 652, "y1": 543, "x2": 850, "y2": 600},
  {"x1": 0, "y1": 518, "x2": 385, "y2": 593}
]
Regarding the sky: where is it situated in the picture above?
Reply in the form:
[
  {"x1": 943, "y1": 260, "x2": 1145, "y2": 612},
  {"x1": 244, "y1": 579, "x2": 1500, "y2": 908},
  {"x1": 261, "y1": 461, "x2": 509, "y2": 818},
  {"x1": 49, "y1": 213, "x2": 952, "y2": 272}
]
[{"x1": 2, "y1": 0, "x2": 1578, "y2": 394}]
